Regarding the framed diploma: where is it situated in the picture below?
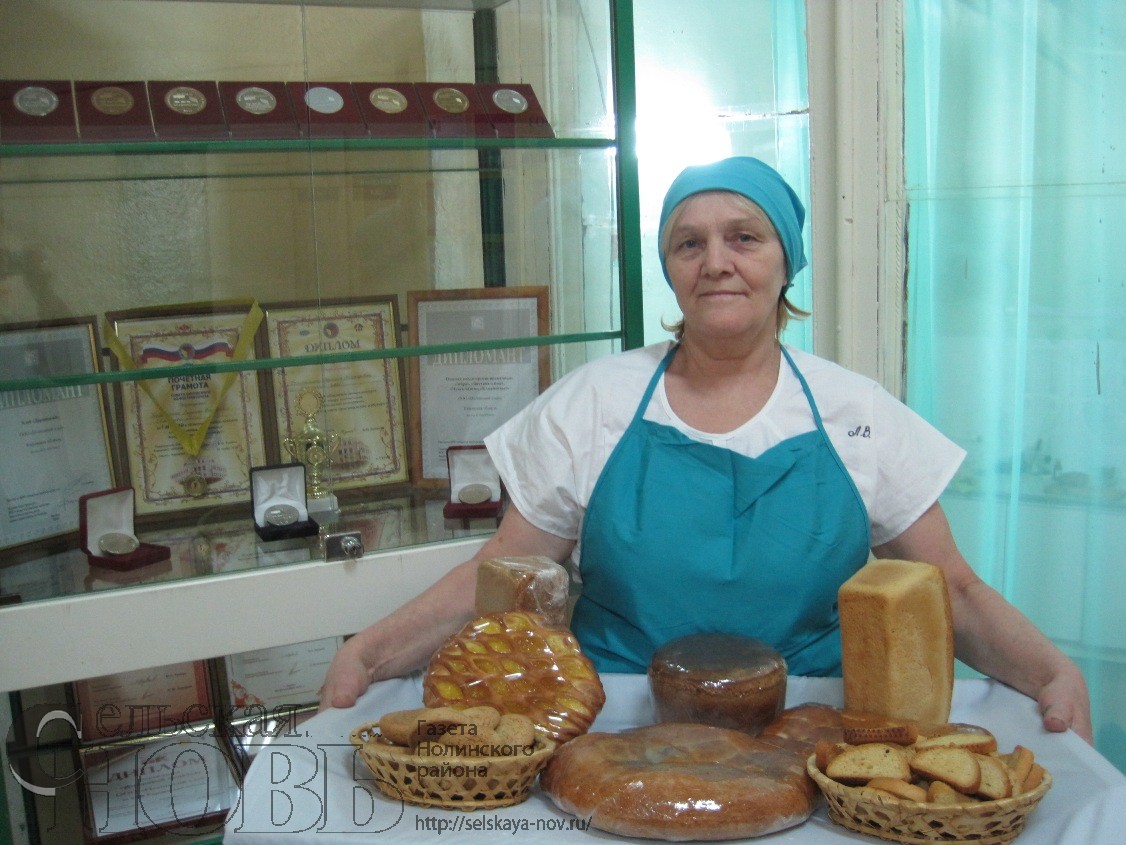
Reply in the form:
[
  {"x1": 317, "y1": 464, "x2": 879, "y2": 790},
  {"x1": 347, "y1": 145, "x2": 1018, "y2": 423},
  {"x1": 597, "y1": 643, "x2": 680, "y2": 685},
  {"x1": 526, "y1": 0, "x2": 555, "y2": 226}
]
[
  {"x1": 221, "y1": 636, "x2": 343, "y2": 710},
  {"x1": 0, "y1": 318, "x2": 115, "y2": 550},
  {"x1": 407, "y1": 287, "x2": 549, "y2": 486},
  {"x1": 163, "y1": 517, "x2": 261, "y2": 575},
  {"x1": 263, "y1": 298, "x2": 409, "y2": 494},
  {"x1": 103, "y1": 303, "x2": 270, "y2": 518},
  {"x1": 79, "y1": 732, "x2": 234, "y2": 841},
  {"x1": 72, "y1": 660, "x2": 212, "y2": 745}
]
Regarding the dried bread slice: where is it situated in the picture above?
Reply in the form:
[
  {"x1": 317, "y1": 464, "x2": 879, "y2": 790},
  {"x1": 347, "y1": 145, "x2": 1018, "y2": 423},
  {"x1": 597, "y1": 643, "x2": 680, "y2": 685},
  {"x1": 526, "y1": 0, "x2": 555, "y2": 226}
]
[
  {"x1": 815, "y1": 740, "x2": 850, "y2": 772},
  {"x1": 915, "y1": 729, "x2": 997, "y2": 755},
  {"x1": 494, "y1": 713, "x2": 536, "y2": 749},
  {"x1": 974, "y1": 753, "x2": 1013, "y2": 800},
  {"x1": 377, "y1": 707, "x2": 431, "y2": 746},
  {"x1": 842, "y1": 710, "x2": 920, "y2": 745},
  {"x1": 1022, "y1": 762, "x2": 1047, "y2": 793},
  {"x1": 1002, "y1": 744, "x2": 1035, "y2": 786},
  {"x1": 926, "y1": 779, "x2": 975, "y2": 805},
  {"x1": 909, "y1": 747, "x2": 982, "y2": 794},
  {"x1": 423, "y1": 725, "x2": 501, "y2": 757},
  {"x1": 865, "y1": 777, "x2": 928, "y2": 803},
  {"x1": 825, "y1": 742, "x2": 912, "y2": 786},
  {"x1": 403, "y1": 705, "x2": 501, "y2": 749}
]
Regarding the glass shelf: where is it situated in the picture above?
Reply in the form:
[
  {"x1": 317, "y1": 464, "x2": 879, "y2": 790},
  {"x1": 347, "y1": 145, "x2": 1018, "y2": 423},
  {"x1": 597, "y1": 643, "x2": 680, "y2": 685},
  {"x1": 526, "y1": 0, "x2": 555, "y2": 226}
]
[
  {"x1": 0, "y1": 491, "x2": 497, "y2": 608},
  {"x1": 0, "y1": 137, "x2": 617, "y2": 184},
  {"x1": 0, "y1": 331, "x2": 622, "y2": 392}
]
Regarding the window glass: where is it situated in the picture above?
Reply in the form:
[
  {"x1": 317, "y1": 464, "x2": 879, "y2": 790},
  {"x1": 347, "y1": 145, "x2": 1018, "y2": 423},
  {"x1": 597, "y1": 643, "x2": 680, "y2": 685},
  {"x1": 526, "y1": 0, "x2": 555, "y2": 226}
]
[{"x1": 634, "y1": 0, "x2": 811, "y2": 349}]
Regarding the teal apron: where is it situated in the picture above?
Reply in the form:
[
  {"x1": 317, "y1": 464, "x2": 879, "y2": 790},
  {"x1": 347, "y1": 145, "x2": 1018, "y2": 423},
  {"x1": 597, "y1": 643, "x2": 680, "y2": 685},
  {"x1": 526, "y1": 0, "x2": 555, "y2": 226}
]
[{"x1": 571, "y1": 344, "x2": 870, "y2": 675}]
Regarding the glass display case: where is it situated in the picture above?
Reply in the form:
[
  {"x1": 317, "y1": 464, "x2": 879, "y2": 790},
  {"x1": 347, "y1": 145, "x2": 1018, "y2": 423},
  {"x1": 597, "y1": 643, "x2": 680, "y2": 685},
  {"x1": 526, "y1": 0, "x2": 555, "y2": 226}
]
[{"x1": 0, "y1": 1, "x2": 641, "y2": 841}]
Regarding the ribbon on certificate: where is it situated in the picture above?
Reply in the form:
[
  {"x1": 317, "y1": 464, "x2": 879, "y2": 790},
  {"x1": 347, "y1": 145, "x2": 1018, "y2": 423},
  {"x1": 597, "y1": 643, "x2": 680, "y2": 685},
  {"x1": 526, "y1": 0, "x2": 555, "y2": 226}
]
[{"x1": 103, "y1": 301, "x2": 264, "y2": 458}]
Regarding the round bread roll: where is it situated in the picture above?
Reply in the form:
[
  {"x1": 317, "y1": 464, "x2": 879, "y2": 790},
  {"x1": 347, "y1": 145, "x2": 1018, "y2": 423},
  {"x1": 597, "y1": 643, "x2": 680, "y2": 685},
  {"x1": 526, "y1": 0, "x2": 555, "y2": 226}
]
[
  {"x1": 540, "y1": 722, "x2": 818, "y2": 841},
  {"x1": 423, "y1": 611, "x2": 605, "y2": 744},
  {"x1": 648, "y1": 633, "x2": 787, "y2": 735}
]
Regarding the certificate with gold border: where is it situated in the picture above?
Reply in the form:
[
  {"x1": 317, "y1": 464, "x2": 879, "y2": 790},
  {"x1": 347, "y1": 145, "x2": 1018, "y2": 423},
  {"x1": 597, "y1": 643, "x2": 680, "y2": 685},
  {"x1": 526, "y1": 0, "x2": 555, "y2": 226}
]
[
  {"x1": 263, "y1": 298, "x2": 409, "y2": 493},
  {"x1": 104, "y1": 304, "x2": 269, "y2": 518},
  {"x1": 72, "y1": 660, "x2": 212, "y2": 745}
]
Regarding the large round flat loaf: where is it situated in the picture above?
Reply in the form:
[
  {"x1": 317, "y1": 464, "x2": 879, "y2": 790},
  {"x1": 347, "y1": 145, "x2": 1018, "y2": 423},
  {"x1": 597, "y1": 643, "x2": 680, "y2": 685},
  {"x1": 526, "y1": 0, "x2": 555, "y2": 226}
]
[
  {"x1": 540, "y1": 722, "x2": 819, "y2": 841},
  {"x1": 758, "y1": 702, "x2": 844, "y2": 756},
  {"x1": 423, "y1": 611, "x2": 605, "y2": 744}
]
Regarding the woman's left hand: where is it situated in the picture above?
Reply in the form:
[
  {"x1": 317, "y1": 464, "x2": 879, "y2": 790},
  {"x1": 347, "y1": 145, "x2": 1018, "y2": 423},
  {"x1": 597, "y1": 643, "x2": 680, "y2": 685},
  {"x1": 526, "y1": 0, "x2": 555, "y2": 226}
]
[
  {"x1": 1037, "y1": 668, "x2": 1094, "y2": 744},
  {"x1": 874, "y1": 502, "x2": 1095, "y2": 746}
]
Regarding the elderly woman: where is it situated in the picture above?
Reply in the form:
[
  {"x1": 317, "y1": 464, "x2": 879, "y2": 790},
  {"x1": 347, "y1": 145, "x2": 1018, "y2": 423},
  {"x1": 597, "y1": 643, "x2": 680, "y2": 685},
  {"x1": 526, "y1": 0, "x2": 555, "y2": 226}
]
[{"x1": 321, "y1": 156, "x2": 1091, "y2": 742}]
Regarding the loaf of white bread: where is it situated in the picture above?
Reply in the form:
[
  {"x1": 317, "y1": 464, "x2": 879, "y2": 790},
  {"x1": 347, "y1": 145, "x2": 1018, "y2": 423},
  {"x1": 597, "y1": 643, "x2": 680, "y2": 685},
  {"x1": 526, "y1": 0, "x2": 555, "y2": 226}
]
[
  {"x1": 474, "y1": 556, "x2": 570, "y2": 627},
  {"x1": 838, "y1": 559, "x2": 954, "y2": 725}
]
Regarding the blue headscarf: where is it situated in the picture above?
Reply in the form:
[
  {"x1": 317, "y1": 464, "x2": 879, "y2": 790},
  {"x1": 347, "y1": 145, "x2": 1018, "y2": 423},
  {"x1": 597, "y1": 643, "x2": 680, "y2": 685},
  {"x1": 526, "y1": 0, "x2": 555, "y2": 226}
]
[{"x1": 658, "y1": 156, "x2": 808, "y2": 287}]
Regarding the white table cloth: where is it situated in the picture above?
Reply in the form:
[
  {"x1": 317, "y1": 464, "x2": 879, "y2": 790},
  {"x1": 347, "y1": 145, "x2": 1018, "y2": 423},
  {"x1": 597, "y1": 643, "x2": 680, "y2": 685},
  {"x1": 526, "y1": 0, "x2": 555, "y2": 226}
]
[{"x1": 224, "y1": 674, "x2": 1126, "y2": 843}]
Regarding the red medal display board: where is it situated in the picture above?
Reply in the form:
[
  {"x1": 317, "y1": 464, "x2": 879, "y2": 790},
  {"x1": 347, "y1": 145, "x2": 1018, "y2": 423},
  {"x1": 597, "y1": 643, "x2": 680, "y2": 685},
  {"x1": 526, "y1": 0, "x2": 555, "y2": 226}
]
[
  {"x1": 149, "y1": 81, "x2": 228, "y2": 140},
  {"x1": 74, "y1": 81, "x2": 155, "y2": 141},
  {"x1": 0, "y1": 80, "x2": 78, "y2": 143}
]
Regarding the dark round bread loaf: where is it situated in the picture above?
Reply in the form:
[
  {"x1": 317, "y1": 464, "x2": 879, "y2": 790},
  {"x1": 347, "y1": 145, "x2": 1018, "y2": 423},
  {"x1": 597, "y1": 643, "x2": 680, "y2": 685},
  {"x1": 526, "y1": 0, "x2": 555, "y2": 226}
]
[{"x1": 648, "y1": 633, "x2": 787, "y2": 735}]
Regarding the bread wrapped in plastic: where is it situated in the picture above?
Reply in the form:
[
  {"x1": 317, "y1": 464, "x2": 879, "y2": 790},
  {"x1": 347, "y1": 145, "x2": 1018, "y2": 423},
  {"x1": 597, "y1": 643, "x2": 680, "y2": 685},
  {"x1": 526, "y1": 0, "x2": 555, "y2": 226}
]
[
  {"x1": 474, "y1": 555, "x2": 570, "y2": 627},
  {"x1": 423, "y1": 610, "x2": 604, "y2": 744},
  {"x1": 541, "y1": 722, "x2": 818, "y2": 841},
  {"x1": 648, "y1": 633, "x2": 787, "y2": 736}
]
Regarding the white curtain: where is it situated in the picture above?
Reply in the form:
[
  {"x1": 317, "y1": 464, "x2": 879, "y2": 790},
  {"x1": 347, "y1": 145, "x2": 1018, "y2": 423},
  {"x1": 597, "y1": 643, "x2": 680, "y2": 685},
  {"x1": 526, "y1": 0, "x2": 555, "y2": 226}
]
[{"x1": 904, "y1": 0, "x2": 1126, "y2": 771}]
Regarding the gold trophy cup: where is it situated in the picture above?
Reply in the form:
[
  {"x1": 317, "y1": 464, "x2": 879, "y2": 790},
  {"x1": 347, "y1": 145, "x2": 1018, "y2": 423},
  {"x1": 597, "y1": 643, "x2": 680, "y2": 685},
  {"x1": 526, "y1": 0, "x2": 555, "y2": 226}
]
[{"x1": 283, "y1": 388, "x2": 339, "y2": 500}]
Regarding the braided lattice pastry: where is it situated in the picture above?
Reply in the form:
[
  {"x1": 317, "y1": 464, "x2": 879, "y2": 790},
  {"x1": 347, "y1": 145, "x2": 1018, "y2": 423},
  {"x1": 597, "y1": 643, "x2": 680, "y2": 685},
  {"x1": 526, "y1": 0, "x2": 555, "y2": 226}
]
[{"x1": 423, "y1": 611, "x2": 605, "y2": 744}]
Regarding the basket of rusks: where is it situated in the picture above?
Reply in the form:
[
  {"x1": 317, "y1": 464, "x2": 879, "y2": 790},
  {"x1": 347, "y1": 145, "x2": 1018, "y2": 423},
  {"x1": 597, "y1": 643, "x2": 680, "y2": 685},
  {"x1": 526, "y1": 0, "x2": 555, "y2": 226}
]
[
  {"x1": 350, "y1": 556, "x2": 606, "y2": 809},
  {"x1": 349, "y1": 703, "x2": 559, "y2": 810},
  {"x1": 808, "y1": 714, "x2": 1051, "y2": 844}
]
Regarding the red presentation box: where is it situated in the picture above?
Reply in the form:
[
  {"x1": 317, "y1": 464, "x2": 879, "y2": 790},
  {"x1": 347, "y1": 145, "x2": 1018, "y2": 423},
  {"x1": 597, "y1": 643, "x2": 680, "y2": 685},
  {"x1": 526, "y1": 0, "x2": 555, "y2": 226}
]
[
  {"x1": 0, "y1": 80, "x2": 78, "y2": 143},
  {"x1": 148, "y1": 81, "x2": 228, "y2": 140},
  {"x1": 74, "y1": 81, "x2": 155, "y2": 141},
  {"x1": 415, "y1": 82, "x2": 494, "y2": 138},
  {"x1": 354, "y1": 82, "x2": 431, "y2": 138},
  {"x1": 443, "y1": 445, "x2": 503, "y2": 520},
  {"x1": 287, "y1": 81, "x2": 367, "y2": 138},
  {"x1": 79, "y1": 487, "x2": 170, "y2": 572},
  {"x1": 219, "y1": 82, "x2": 300, "y2": 140},
  {"x1": 477, "y1": 83, "x2": 554, "y2": 139}
]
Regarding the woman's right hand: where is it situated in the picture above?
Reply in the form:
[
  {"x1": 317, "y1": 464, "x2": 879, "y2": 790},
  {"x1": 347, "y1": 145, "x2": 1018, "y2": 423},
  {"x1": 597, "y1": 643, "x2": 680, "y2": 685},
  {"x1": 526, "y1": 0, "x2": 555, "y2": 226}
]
[
  {"x1": 316, "y1": 506, "x2": 574, "y2": 712},
  {"x1": 318, "y1": 640, "x2": 373, "y2": 711}
]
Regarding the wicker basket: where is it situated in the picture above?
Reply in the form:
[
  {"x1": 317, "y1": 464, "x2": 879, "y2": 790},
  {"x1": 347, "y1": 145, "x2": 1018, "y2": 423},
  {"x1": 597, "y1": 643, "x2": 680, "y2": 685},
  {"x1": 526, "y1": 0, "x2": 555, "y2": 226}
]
[
  {"x1": 806, "y1": 756, "x2": 1052, "y2": 844},
  {"x1": 349, "y1": 722, "x2": 556, "y2": 810}
]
